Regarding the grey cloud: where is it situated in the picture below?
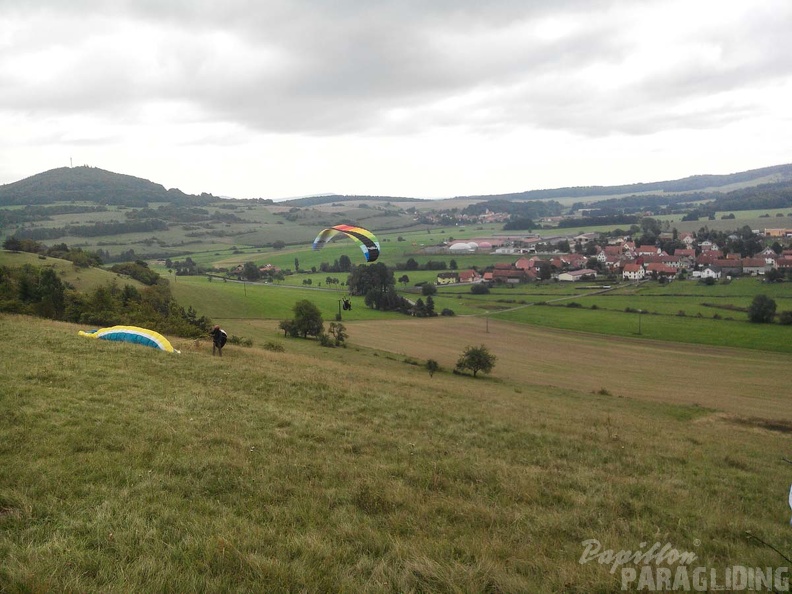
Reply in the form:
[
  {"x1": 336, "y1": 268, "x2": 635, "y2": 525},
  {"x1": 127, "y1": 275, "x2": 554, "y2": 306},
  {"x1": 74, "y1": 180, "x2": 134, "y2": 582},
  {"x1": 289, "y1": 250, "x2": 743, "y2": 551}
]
[{"x1": 1, "y1": 0, "x2": 789, "y2": 139}]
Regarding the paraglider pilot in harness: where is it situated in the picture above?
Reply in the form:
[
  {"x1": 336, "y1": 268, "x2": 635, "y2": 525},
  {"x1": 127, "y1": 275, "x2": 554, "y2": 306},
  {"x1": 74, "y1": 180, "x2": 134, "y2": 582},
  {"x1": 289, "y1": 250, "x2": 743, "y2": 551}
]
[
  {"x1": 211, "y1": 325, "x2": 228, "y2": 356},
  {"x1": 342, "y1": 297, "x2": 352, "y2": 311}
]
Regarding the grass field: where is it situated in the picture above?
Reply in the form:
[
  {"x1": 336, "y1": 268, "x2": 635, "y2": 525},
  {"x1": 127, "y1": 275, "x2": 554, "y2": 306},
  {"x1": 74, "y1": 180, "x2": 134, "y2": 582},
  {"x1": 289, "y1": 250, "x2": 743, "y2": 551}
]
[
  {"x1": 164, "y1": 266, "x2": 792, "y2": 354},
  {"x1": 5, "y1": 242, "x2": 792, "y2": 355},
  {"x1": 1, "y1": 314, "x2": 790, "y2": 592},
  {"x1": 0, "y1": 250, "x2": 145, "y2": 292},
  {"x1": 344, "y1": 316, "x2": 792, "y2": 421}
]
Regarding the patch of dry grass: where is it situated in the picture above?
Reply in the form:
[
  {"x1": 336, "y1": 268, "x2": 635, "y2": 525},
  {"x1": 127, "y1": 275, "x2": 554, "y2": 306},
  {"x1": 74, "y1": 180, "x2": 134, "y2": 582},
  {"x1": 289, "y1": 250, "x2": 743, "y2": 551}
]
[{"x1": 346, "y1": 316, "x2": 792, "y2": 421}]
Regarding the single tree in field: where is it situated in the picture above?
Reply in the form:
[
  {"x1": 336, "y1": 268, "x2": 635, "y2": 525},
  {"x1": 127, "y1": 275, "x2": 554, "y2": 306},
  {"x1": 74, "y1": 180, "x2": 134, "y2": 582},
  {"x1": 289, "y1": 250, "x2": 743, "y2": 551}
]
[
  {"x1": 398, "y1": 274, "x2": 410, "y2": 287},
  {"x1": 426, "y1": 359, "x2": 439, "y2": 377},
  {"x1": 455, "y1": 345, "x2": 496, "y2": 377},
  {"x1": 292, "y1": 299, "x2": 324, "y2": 338},
  {"x1": 747, "y1": 294, "x2": 776, "y2": 323}
]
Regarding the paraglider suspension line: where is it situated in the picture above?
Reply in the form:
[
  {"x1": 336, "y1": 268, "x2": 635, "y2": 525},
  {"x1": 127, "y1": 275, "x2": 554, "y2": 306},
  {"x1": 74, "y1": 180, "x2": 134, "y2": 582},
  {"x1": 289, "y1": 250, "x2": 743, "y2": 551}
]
[{"x1": 744, "y1": 531, "x2": 791, "y2": 564}]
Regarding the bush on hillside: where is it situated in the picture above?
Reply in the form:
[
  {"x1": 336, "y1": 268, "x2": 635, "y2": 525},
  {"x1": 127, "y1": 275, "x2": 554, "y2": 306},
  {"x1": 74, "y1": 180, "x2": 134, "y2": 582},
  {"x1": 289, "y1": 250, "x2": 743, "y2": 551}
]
[
  {"x1": 280, "y1": 300, "x2": 324, "y2": 339},
  {"x1": 0, "y1": 263, "x2": 212, "y2": 338},
  {"x1": 110, "y1": 261, "x2": 161, "y2": 285}
]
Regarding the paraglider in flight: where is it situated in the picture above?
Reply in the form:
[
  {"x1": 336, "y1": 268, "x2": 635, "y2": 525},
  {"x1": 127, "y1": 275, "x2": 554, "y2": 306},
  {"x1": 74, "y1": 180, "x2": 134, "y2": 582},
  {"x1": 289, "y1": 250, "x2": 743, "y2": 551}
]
[
  {"x1": 79, "y1": 325, "x2": 179, "y2": 353},
  {"x1": 312, "y1": 224, "x2": 380, "y2": 262}
]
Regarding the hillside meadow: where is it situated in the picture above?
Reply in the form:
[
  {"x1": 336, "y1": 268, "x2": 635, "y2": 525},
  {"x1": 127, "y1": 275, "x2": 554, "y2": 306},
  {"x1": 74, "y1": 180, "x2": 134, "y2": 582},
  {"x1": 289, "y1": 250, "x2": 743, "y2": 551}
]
[
  {"x1": 163, "y1": 266, "x2": 792, "y2": 355},
  {"x1": 1, "y1": 314, "x2": 790, "y2": 592},
  {"x1": 0, "y1": 250, "x2": 146, "y2": 292}
]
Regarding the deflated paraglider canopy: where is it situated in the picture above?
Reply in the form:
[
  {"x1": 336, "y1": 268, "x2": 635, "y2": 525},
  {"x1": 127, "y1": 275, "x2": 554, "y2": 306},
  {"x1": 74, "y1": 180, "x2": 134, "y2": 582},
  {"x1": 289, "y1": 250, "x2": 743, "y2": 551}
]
[
  {"x1": 312, "y1": 224, "x2": 380, "y2": 262},
  {"x1": 79, "y1": 325, "x2": 179, "y2": 353}
]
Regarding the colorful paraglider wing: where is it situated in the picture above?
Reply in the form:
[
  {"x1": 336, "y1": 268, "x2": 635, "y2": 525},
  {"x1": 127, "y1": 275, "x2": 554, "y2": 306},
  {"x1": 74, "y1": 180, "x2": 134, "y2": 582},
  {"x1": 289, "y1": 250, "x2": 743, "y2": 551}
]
[
  {"x1": 312, "y1": 224, "x2": 380, "y2": 262},
  {"x1": 79, "y1": 325, "x2": 177, "y2": 353}
]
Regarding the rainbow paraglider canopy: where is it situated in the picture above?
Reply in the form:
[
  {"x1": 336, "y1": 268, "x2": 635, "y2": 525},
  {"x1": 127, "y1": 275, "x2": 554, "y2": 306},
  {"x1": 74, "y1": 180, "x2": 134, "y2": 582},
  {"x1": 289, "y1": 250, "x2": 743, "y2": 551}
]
[
  {"x1": 312, "y1": 224, "x2": 380, "y2": 262},
  {"x1": 79, "y1": 325, "x2": 178, "y2": 353}
]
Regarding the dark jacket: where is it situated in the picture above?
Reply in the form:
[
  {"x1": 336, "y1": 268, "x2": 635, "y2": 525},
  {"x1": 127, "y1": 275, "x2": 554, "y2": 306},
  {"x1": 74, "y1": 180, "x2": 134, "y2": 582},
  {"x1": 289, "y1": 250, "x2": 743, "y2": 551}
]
[{"x1": 211, "y1": 328, "x2": 227, "y2": 348}]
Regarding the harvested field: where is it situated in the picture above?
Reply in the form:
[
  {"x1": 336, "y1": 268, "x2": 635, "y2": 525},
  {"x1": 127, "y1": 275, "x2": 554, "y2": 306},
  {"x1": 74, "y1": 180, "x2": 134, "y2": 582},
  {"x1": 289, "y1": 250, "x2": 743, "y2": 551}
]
[{"x1": 346, "y1": 316, "x2": 792, "y2": 421}]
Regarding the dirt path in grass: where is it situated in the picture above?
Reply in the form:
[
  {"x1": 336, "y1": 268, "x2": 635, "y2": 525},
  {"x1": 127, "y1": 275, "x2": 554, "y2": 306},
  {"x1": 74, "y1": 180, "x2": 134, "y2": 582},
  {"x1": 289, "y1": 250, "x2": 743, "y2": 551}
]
[{"x1": 345, "y1": 316, "x2": 792, "y2": 422}]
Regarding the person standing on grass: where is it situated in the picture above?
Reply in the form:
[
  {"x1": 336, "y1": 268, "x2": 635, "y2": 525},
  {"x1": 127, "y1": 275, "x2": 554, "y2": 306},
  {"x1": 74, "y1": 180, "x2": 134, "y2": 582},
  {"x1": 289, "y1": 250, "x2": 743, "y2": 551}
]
[{"x1": 211, "y1": 325, "x2": 227, "y2": 357}]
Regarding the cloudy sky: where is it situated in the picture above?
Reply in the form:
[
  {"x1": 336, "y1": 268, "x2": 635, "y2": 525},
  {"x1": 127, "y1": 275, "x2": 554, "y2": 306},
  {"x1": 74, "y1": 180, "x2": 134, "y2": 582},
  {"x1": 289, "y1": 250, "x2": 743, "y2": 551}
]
[{"x1": 1, "y1": 0, "x2": 791, "y2": 200}]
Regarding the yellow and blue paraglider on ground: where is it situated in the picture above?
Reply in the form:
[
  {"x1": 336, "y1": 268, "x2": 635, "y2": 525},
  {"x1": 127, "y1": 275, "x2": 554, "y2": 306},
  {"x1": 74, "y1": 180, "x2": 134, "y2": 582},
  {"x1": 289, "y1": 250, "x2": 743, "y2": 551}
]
[
  {"x1": 312, "y1": 224, "x2": 380, "y2": 262},
  {"x1": 79, "y1": 325, "x2": 179, "y2": 353}
]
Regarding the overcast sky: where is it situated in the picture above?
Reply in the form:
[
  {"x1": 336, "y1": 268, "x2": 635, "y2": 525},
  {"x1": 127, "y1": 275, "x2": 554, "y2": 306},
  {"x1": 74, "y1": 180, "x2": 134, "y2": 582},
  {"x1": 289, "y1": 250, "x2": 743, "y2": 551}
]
[{"x1": 1, "y1": 0, "x2": 791, "y2": 200}]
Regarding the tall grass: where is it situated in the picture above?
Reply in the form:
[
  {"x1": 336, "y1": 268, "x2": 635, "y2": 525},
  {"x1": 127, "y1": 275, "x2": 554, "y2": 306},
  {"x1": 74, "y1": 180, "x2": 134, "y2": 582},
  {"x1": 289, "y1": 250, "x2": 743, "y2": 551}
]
[{"x1": 1, "y1": 314, "x2": 789, "y2": 592}]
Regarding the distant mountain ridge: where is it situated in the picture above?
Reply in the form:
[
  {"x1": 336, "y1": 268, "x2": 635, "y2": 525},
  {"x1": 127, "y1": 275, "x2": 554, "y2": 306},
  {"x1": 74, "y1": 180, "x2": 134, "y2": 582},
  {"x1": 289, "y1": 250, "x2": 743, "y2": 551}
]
[
  {"x1": 277, "y1": 194, "x2": 425, "y2": 207},
  {"x1": 0, "y1": 166, "x2": 214, "y2": 207},
  {"x1": 2, "y1": 163, "x2": 791, "y2": 208},
  {"x1": 453, "y1": 163, "x2": 792, "y2": 202},
  {"x1": 277, "y1": 163, "x2": 792, "y2": 206}
]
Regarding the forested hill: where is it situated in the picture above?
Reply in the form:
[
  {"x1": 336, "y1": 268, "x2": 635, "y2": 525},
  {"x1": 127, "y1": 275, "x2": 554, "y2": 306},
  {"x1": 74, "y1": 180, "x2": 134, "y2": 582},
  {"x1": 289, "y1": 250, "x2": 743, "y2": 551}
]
[
  {"x1": 277, "y1": 194, "x2": 426, "y2": 207},
  {"x1": 276, "y1": 163, "x2": 792, "y2": 206},
  {"x1": 0, "y1": 166, "x2": 216, "y2": 207},
  {"x1": 455, "y1": 163, "x2": 792, "y2": 202}
]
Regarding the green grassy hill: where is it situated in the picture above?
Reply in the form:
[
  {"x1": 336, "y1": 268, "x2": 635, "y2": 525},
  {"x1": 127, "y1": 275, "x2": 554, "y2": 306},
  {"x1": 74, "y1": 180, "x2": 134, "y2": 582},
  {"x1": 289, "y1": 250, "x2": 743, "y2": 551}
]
[
  {"x1": 0, "y1": 250, "x2": 145, "y2": 292},
  {"x1": 1, "y1": 314, "x2": 789, "y2": 592}
]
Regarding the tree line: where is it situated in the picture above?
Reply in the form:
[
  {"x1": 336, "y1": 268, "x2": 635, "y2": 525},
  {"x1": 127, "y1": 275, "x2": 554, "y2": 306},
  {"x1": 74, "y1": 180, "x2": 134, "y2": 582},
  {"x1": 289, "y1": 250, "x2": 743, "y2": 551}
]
[
  {"x1": 1, "y1": 237, "x2": 213, "y2": 337},
  {"x1": 3, "y1": 237, "x2": 104, "y2": 267},
  {"x1": 0, "y1": 264, "x2": 212, "y2": 338},
  {"x1": 11, "y1": 218, "x2": 168, "y2": 241}
]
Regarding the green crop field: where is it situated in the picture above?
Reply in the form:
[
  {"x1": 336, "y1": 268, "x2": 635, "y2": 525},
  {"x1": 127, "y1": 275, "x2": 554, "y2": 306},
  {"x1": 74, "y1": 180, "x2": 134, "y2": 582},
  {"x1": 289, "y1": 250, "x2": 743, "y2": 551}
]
[{"x1": 1, "y1": 314, "x2": 790, "y2": 592}]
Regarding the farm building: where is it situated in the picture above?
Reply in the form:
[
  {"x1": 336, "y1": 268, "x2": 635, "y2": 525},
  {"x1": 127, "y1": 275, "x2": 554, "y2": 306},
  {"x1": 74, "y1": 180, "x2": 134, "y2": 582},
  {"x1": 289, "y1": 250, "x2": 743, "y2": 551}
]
[
  {"x1": 645, "y1": 263, "x2": 678, "y2": 278},
  {"x1": 436, "y1": 272, "x2": 459, "y2": 285},
  {"x1": 458, "y1": 270, "x2": 482, "y2": 283},
  {"x1": 622, "y1": 263, "x2": 645, "y2": 280},
  {"x1": 558, "y1": 269, "x2": 597, "y2": 282},
  {"x1": 742, "y1": 258, "x2": 768, "y2": 275}
]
